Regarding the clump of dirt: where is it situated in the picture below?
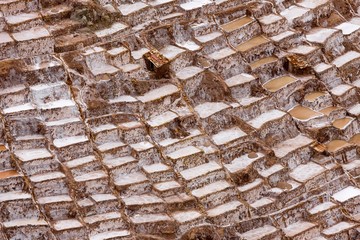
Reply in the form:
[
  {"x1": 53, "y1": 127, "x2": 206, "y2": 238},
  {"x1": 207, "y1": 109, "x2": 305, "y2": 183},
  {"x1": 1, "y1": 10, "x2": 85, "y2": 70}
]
[
  {"x1": 81, "y1": 83, "x2": 108, "y2": 110},
  {"x1": 61, "y1": 52, "x2": 85, "y2": 74},
  {"x1": 277, "y1": 181, "x2": 292, "y2": 190},
  {"x1": 70, "y1": 0, "x2": 115, "y2": 31},
  {"x1": 0, "y1": 59, "x2": 26, "y2": 75},
  {"x1": 248, "y1": 152, "x2": 258, "y2": 159},
  {"x1": 319, "y1": 12, "x2": 346, "y2": 27}
]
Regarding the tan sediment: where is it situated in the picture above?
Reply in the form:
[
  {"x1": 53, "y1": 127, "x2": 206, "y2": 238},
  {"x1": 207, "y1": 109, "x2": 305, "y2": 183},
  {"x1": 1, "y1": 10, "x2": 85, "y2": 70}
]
[
  {"x1": 221, "y1": 17, "x2": 253, "y2": 33},
  {"x1": 350, "y1": 134, "x2": 360, "y2": 146},
  {"x1": 236, "y1": 36, "x2": 269, "y2": 52},
  {"x1": 304, "y1": 92, "x2": 326, "y2": 102},
  {"x1": 0, "y1": 170, "x2": 19, "y2": 179},
  {"x1": 327, "y1": 140, "x2": 350, "y2": 152},
  {"x1": 289, "y1": 105, "x2": 322, "y2": 120},
  {"x1": 248, "y1": 152, "x2": 258, "y2": 159},
  {"x1": 333, "y1": 117, "x2": 352, "y2": 129},
  {"x1": 319, "y1": 106, "x2": 340, "y2": 116},
  {"x1": 250, "y1": 56, "x2": 277, "y2": 69},
  {"x1": 263, "y1": 75, "x2": 296, "y2": 92}
]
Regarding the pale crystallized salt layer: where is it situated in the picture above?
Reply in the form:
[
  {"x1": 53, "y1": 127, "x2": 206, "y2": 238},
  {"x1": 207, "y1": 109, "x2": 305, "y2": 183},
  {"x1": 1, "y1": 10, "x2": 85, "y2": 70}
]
[{"x1": 1, "y1": 0, "x2": 360, "y2": 239}]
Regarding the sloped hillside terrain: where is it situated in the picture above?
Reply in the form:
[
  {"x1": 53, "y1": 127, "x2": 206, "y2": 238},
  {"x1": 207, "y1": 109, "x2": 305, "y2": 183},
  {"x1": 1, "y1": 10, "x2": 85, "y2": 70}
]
[{"x1": 1, "y1": 0, "x2": 360, "y2": 239}]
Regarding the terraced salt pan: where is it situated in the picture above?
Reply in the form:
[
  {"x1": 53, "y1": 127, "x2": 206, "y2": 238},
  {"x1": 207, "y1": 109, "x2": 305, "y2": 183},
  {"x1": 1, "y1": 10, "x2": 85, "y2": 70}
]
[
  {"x1": 336, "y1": 22, "x2": 360, "y2": 35},
  {"x1": 273, "y1": 135, "x2": 313, "y2": 158},
  {"x1": 194, "y1": 102, "x2": 230, "y2": 119},
  {"x1": 263, "y1": 75, "x2": 297, "y2": 92},
  {"x1": 4, "y1": 219, "x2": 48, "y2": 228},
  {"x1": 332, "y1": 51, "x2": 360, "y2": 68},
  {"x1": 15, "y1": 148, "x2": 52, "y2": 161},
  {"x1": 208, "y1": 47, "x2": 235, "y2": 60},
  {"x1": 180, "y1": 161, "x2": 221, "y2": 180},
  {"x1": 207, "y1": 200, "x2": 242, "y2": 216},
  {"x1": 167, "y1": 146, "x2": 202, "y2": 160},
  {"x1": 119, "y1": 2, "x2": 148, "y2": 16},
  {"x1": 297, "y1": 0, "x2": 329, "y2": 9},
  {"x1": 306, "y1": 27, "x2": 338, "y2": 44},
  {"x1": 304, "y1": 92, "x2": 326, "y2": 102},
  {"x1": 53, "y1": 135, "x2": 88, "y2": 148},
  {"x1": 180, "y1": 0, "x2": 212, "y2": 11},
  {"x1": 270, "y1": 30, "x2": 295, "y2": 42},
  {"x1": 289, "y1": 105, "x2": 323, "y2": 121},
  {"x1": 90, "y1": 230, "x2": 131, "y2": 240},
  {"x1": 160, "y1": 45, "x2": 186, "y2": 60},
  {"x1": 236, "y1": 36, "x2": 269, "y2": 52},
  {"x1": 332, "y1": 117, "x2": 353, "y2": 130},
  {"x1": 258, "y1": 13, "x2": 283, "y2": 25},
  {"x1": 172, "y1": 210, "x2": 202, "y2": 223},
  {"x1": 290, "y1": 162, "x2": 325, "y2": 183},
  {"x1": 12, "y1": 27, "x2": 50, "y2": 41},
  {"x1": 221, "y1": 16, "x2": 254, "y2": 32},
  {"x1": 248, "y1": 109, "x2": 286, "y2": 129},
  {"x1": 3, "y1": 102, "x2": 35, "y2": 114},
  {"x1": 309, "y1": 202, "x2": 337, "y2": 214},
  {"x1": 225, "y1": 153, "x2": 264, "y2": 173},
  {"x1": 211, "y1": 127, "x2": 247, "y2": 145},
  {"x1": 191, "y1": 180, "x2": 231, "y2": 198},
  {"x1": 0, "y1": 170, "x2": 19, "y2": 179},
  {"x1": 225, "y1": 73, "x2": 255, "y2": 87},
  {"x1": 332, "y1": 186, "x2": 360, "y2": 202},
  {"x1": 176, "y1": 66, "x2": 203, "y2": 80},
  {"x1": 0, "y1": 32, "x2": 13, "y2": 44},
  {"x1": 280, "y1": 6, "x2": 309, "y2": 23},
  {"x1": 195, "y1": 31, "x2": 222, "y2": 43},
  {"x1": 283, "y1": 221, "x2": 316, "y2": 238},
  {"x1": 326, "y1": 139, "x2": 351, "y2": 153},
  {"x1": 137, "y1": 84, "x2": 178, "y2": 103},
  {"x1": 323, "y1": 221, "x2": 356, "y2": 235},
  {"x1": 131, "y1": 213, "x2": 171, "y2": 223}
]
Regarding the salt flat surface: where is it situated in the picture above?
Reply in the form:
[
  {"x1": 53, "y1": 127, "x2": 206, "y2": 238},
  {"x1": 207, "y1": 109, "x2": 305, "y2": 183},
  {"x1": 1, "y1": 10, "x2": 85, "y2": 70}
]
[
  {"x1": 180, "y1": 161, "x2": 221, "y2": 180},
  {"x1": 15, "y1": 148, "x2": 52, "y2": 161},
  {"x1": 283, "y1": 221, "x2": 315, "y2": 237},
  {"x1": 332, "y1": 186, "x2": 360, "y2": 202},
  {"x1": 12, "y1": 27, "x2": 50, "y2": 41},
  {"x1": 208, "y1": 47, "x2": 235, "y2": 60},
  {"x1": 53, "y1": 135, "x2": 88, "y2": 148},
  {"x1": 290, "y1": 162, "x2": 325, "y2": 182},
  {"x1": 240, "y1": 225, "x2": 278, "y2": 240},
  {"x1": 336, "y1": 22, "x2": 360, "y2": 35},
  {"x1": 176, "y1": 66, "x2": 203, "y2": 80},
  {"x1": 306, "y1": 27, "x2": 337, "y2": 44},
  {"x1": 90, "y1": 230, "x2": 131, "y2": 240},
  {"x1": 323, "y1": 221, "x2": 355, "y2": 235},
  {"x1": 248, "y1": 109, "x2": 286, "y2": 129},
  {"x1": 131, "y1": 213, "x2": 171, "y2": 223},
  {"x1": 192, "y1": 180, "x2": 230, "y2": 198},
  {"x1": 167, "y1": 146, "x2": 201, "y2": 159},
  {"x1": 95, "y1": 22, "x2": 128, "y2": 38},
  {"x1": 207, "y1": 200, "x2": 241, "y2": 216},
  {"x1": 138, "y1": 84, "x2": 178, "y2": 103},
  {"x1": 212, "y1": 127, "x2": 247, "y2": 145},
  {"x1": 194, "y1": 101, "x2": 230, "y2": 119},
  {"x1": 180, "y1": 0, "x2": 212, "y2": 11},
  {"x1": 172, "y1": 210, "x2": 202, "y2": 222},
  {"x1": 4, "y1": 219, "x2": 47, "y2": 228},
  {"x1": 332, "y1": 51, "x2": 360, "y2": 68},
  {"x1": 273, "y1": 135, "x2": 313, "y2": 158},
  {"x1": 280, "y1": 6, "x2": 309, "y2": 23},
  {"x1": 119, "y1": 2, "x2": 149, "y2": 16}
]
